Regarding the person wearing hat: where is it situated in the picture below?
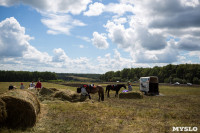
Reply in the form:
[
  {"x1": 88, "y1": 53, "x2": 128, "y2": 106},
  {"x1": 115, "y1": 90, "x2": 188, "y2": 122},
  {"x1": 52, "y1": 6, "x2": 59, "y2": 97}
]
[
  {"x1": 81, "y1": 85, "x2": 88, "y2": 96},
  {"x1": 20, "y1": 82, "x2": 25, "y2": 89}
]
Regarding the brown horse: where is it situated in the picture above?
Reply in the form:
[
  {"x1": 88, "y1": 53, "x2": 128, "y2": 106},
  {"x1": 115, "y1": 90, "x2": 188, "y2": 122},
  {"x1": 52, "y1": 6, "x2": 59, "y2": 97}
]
[{"x1": 77, "y1": 85, "x2": 104, "y2": 101}]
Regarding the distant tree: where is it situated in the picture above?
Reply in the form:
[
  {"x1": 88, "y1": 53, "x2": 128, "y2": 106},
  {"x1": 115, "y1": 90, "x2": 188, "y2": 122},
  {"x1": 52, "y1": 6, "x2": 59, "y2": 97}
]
[
  {"x1": 173, "y1": 78, "x2": 182, "y2": 83},
  {"x1": 120, "y1": 68, "x2": 130, "y2": 80},
  {"x1": 0, "y1": 70, "x2": 57, "y2": 82},
  {"x1": 193, "y1": 77, "x2": 199, "y2": 84}
]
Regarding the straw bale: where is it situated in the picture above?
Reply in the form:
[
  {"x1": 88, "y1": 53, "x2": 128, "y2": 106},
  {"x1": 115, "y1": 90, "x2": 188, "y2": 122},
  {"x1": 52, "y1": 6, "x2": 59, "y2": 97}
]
[
  {"x1": 0, "y1": 89, "x2": 40, "y2": 129},
  {"x1": 0, "y1": 98, "x2": 7, "y2": 124},
  {"x1": 39, "y1": 87, "x2": 54, "y2": 95},
  {"x1": 53, "y1": 90, "x2": 86, "y2": 102},
  {"x1": 119, "y1": 91, "x2": 143, "y2": 99},
  {"x1": 49, "y1": 88, "x2": 59, "y2": 92}
]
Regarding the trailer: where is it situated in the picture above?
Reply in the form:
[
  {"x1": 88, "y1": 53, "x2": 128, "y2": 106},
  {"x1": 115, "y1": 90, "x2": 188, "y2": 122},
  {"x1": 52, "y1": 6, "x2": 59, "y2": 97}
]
[{"x1": 140, "y1": 76, "x2": 159, "y2": 95}]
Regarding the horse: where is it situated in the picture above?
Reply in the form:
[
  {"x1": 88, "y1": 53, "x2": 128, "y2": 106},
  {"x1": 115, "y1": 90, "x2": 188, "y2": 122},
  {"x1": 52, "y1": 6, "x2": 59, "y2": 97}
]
[
  {"x1": 105, "y1": 84, "x2": 126, "y2": 97},
  {"x1": 77, "y1": 85, "x2": 104, "y2": 101}
]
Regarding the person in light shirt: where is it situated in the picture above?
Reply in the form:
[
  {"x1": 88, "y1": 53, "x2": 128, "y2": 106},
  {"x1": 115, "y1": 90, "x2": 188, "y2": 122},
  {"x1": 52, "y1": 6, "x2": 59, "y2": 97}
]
[{"x1": 29, "y1": 81, "x2": 35, "y2": 89}]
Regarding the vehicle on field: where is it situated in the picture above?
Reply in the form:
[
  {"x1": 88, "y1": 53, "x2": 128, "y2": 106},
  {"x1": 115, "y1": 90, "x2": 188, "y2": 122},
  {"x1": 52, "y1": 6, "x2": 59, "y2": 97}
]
[
  {"x1": 187, "y1": 83, "x2": 192, "y2": 86},
  {"x1": 174, "y1": 82, "x2": 180, "y2": 85},
  {"x1": 140, "y1": 76, "x2": 159, "y2": 95}
]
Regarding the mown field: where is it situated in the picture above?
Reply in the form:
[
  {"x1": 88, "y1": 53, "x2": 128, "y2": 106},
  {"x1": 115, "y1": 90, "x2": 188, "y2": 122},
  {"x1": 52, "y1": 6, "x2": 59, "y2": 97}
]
[{"x1": 0, "y1": 82, "x2": 200, "y2": 133}]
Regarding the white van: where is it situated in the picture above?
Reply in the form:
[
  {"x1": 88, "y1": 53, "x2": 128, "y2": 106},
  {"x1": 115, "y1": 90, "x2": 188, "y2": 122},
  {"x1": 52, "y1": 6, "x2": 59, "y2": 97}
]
[{"x1": 140, "y1": 76, "x2": 159, "y2": 95}]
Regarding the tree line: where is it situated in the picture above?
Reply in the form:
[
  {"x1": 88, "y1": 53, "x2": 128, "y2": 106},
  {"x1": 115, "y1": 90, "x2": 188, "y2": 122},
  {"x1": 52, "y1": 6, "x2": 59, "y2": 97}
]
[
  {"x1": 0, "y1": 70, "x2": 57, "y2": 82},
  {"x1": 100, "y1": 64, "x2": 200, "y2": 84}
]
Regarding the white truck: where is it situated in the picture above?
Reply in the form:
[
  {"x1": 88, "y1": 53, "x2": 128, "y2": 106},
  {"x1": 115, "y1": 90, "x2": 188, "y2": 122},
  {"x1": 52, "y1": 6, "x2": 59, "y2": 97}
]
[{"x1": 140, "y1": 76, "x2": 159, "y2": 95}]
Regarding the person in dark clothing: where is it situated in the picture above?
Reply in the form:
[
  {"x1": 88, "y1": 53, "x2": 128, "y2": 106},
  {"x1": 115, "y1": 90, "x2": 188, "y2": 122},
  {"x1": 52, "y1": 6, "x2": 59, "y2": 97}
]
[{"x1": 8, "y1": 84, "x2": 16, "y2": 90}]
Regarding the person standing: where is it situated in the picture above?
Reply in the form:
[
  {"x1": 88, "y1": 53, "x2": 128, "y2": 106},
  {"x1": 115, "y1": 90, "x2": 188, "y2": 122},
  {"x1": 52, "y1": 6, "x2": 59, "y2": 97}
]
[{"x1": 35, "y1": 80, "x2": 42, "y2": 91}]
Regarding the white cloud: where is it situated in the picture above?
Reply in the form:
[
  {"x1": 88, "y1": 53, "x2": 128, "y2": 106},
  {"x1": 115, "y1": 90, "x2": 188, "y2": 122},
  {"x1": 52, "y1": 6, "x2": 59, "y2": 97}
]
[
  {"x1": 0, "y1": 17, "x2": 111, "y2": 73},
  {"x1": 79, "y1": 45, "x2": 84, "y2": 48},
  {"x1": 0, "y1": 17, "x2": 52, "y2": 65},
  {"x1": 0, "y1": 16, "x2": 181, "y2": 73},
  {"x1": 105, "y1": 3, "x2": 134, "y2": 16},
  {"x1": 92, "y1": 32, "x2": 109, "y2": 49},
  {"x1": 113, "y1": 17, "x2": 127, "y2": 24},
  {"x1": 1, "y1": 0, "x2": 200, "y2": 73},
  {"x1": 0, "y1": 17, "x2": 33, "y2": 57},
  {"x1": 84, "y1": 1, "x2": 134, "y2": 16},
  {"x1": 104, "y1": 21, "x2": 134, "y2": 49},
  {"x1": 84, "y1": 2, "x2": 105, "y2": 16},
  {"x1": 181, "y1": 0, "x2": 199, "y2": 8},
  {"x1": 53, "y1": 48, "x2": 69, "y2": 62},
  {"x1": 0, "y1": 0, "x2": 90, "y2": 36},
  {"x1": 102, "y1": 0, "x2": 200, "y2": 64},
  {"x1": 76, "y1": 36, "x2": 91, "y2": 42},
  {"x1": 96, "y1": 49, "x2": 154, "y2": 72},
  {"x1": 0, "y1": 0, "x2": 92, "y2": 15},
  {"x1": 23, "y1": 45, "x2": 52, "y2": 63},
  {"x1": 41, "y1": 13, "x2": 86, "y2": 35},
  {"x1": 188, "y1": 51, "x2": 200, "y2": 60}
]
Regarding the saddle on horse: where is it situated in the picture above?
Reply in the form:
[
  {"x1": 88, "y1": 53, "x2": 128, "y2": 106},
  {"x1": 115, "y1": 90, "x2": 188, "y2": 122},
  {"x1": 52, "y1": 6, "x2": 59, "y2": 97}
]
[{"x1": 112, "y1": 85, "x2": 117, "y2": 88}]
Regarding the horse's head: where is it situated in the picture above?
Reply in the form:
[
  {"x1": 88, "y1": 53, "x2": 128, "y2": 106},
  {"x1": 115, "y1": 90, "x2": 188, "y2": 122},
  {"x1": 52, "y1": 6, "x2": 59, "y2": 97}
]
[
  {"x1": 121, "y1": 84, "x2": 126, "y2": 89},
  {"x1": 77, "y1": 87, "x2": 81, "y2": 93}
]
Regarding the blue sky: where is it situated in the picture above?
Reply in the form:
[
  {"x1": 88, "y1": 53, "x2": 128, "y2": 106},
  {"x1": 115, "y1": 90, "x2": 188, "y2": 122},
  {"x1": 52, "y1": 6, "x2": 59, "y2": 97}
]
[{"x1": 0, "y1": 0, "x2": 200, "y2": 73}]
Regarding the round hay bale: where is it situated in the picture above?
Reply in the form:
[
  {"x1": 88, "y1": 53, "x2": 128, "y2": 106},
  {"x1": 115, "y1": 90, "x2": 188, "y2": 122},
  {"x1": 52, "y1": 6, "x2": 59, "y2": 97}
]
[
  {"x1": 0, "y1": 98, "x2": 7, "y2": 124},
  {"x1": 119, "y1": 91, "x2": 143, "y2": 99},
  {"x1": 53, "y1": 90, "x2": 86, "y2": 102},
  {"x1": 0, "y1": 89, "x2": 40, "y2": 129},
  {"x1": 39, "y1": 87, "x2": 54, "y2": 95}
]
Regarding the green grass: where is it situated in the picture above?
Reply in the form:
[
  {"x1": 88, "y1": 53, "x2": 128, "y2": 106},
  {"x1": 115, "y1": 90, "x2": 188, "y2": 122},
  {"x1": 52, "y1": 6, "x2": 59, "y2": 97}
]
[{"x1": 0, "y1": 82, "x2": 199, "y2": 133}]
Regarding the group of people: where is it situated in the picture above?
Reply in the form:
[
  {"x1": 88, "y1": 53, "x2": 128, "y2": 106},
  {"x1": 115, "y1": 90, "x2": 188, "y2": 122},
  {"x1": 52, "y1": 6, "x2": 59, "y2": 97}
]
[
  {"x1": 29, "y1": 81, "x2": 42, "y2": 89},
  {"x1": 8, "y1": 80, "x2": 42, "y2": 90}
]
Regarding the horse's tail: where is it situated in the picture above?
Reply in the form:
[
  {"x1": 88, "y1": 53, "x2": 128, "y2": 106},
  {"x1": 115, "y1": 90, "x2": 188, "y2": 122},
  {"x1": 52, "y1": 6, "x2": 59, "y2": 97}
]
[{"x1": 98, "y1": 85, "x2": 104, "y2": 101}]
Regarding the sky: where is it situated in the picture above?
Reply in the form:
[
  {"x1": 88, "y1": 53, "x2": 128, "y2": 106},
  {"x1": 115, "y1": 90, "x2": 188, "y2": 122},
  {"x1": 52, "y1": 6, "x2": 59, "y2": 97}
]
[{"x1": 0, "y1": 0, "x2": 200, "y2": 74}]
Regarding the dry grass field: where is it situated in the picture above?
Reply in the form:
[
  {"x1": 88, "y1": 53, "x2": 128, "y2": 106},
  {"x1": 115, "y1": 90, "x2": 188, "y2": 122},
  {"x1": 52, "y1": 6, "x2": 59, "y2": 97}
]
[{"x1": 0, "y1": 82, "x2": 199, "y2": 133}]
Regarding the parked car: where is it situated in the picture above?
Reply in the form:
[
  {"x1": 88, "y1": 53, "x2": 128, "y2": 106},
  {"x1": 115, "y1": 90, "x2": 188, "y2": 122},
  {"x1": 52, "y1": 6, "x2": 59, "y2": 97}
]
[
  {"x1": 174, "y1": 82, "x2": 180, "y2": 85},
  {"x1": 187, "y1": 83, "x2": 192, "y2": 86}
]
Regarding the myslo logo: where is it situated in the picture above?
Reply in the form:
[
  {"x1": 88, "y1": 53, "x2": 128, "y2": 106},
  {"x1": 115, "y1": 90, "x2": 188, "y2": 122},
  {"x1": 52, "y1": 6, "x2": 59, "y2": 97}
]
[{"x1": 172, "y1": 127, "x2": 198, "y2": 132}]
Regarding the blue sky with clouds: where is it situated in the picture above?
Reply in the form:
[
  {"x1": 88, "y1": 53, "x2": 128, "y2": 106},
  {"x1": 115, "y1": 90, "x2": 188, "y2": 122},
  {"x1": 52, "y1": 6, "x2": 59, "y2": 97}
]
[{"x1": 0, "y1": 0, "x2": 200, "y2": 73}]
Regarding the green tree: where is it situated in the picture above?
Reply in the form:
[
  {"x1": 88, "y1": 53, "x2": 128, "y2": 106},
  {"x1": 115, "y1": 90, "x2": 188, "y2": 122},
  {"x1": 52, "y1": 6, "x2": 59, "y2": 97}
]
[{"x1": 193, "y1": 77, "x2": 199, "y2": 84}]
